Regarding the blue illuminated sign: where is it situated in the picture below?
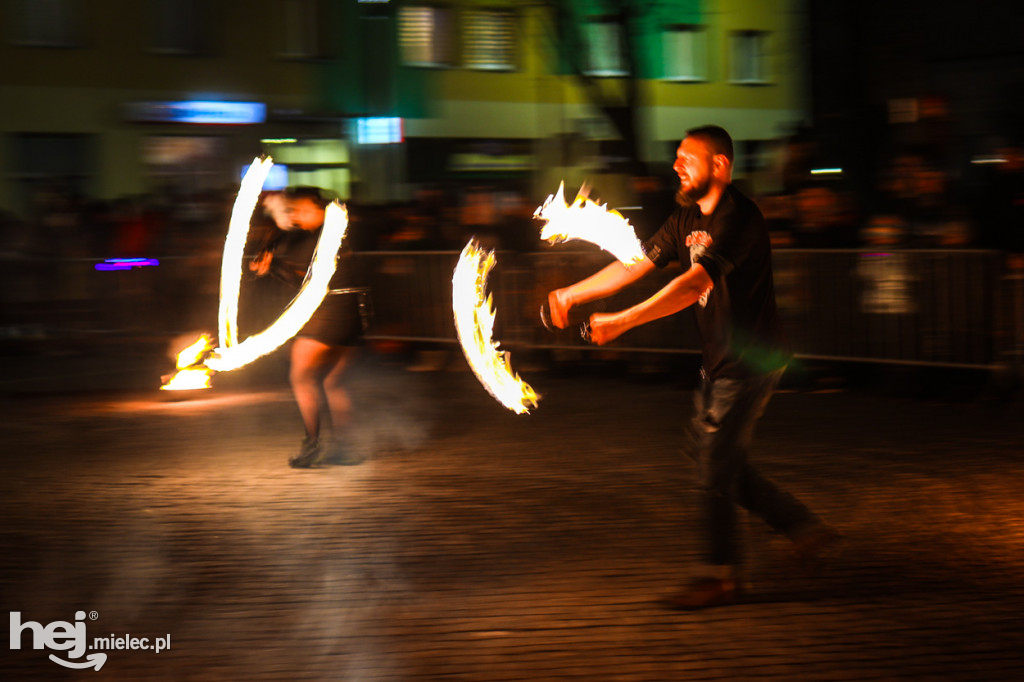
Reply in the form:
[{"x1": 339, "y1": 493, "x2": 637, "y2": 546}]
[{"x1": 126, "y1": 101, "x2": 267, "y2": 125}]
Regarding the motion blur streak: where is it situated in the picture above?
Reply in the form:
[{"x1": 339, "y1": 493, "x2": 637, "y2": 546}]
[
  {"x1": 534, "y1": 182, "x2": 645, "y2": 266},
  {"x1": 452, "y1": 240, "x2": 539, "y2": 414}
]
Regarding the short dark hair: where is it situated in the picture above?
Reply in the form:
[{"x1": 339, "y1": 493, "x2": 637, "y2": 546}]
[
  {"x1": 685, "y1": 125, "x2": 734, "y2": 163},
  {"x1": 283, "y1": 185, "x2": 335, "y2": 209}
]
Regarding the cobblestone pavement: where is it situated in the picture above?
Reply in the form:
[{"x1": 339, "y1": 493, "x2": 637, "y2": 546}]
[{"x1": 3, "y1": 355, "x2": 1024, "y2": 680}]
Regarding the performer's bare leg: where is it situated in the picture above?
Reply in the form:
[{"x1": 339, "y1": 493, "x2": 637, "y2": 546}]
[
  {"x1": 290, "y1": 337, "x2": 336, "y2": 441},
  {"x1": 323, "y1": 346, "x2": 355, "y2": 433},
  {"x1": 289, "y1": 337, "x2": 357, "y2": 467}
]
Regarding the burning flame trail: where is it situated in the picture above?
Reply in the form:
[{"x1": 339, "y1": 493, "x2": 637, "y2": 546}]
[
  {"x1": 534, "y1": 182, "x2": 645, "y2": 265},
  {"x1": 207, "y1": 201, "x2": 348, "y2": 372},
  {"x1": 219, "y1": 157, "x2": 274, "y2": 349},
  {"x1": 452, "y1": 241, "x2": 539, "y2": 414},
  {"x1": 160, "y1": 156, "x2": 349, "y2": 387},
  {"x1": 161, "y1": 334, "x2": 215, "y2": 391}
]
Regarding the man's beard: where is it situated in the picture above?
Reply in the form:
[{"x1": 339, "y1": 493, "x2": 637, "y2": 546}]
[{"x1": 675, "y1": 176, "x2": 710, "y2": 207}]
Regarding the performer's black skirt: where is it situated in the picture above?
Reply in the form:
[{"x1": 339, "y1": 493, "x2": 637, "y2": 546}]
[{"x1": 297, "y1": 291, "x2": 364, "y2": 347}]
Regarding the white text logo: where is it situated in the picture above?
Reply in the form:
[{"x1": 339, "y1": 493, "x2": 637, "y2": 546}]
[{"x1": 10, "y1": 611, "x2": 171, "y2": 671}]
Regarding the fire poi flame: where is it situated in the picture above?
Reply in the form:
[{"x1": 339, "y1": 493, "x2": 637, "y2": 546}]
[
  {"x1": 218, "y1": 156, "x2": 275, "y2": 349},
  {"x1": 452, "y1": 240, "x2": 539, "y2": 414},
  {"x1": 161, "y1": 334, "x2": 215, "y2": 391},
  {"x1": 160, "y1": 156, "x2": 348, "y2": 388},
  {"x1": 533, "y1": 182, "x2": 645, "y2": 265},
  {"x1": 207, "y1": 200, "x2": 348, "y2": 372}
]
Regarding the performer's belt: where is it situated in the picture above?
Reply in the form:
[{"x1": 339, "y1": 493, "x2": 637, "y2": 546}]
[{"x1": 327, "y1": 287, "x2": 373, "y2": 333}]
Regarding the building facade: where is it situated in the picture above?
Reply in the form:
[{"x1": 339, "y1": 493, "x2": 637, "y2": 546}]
[{"x1": 0, "y1": 0, "x2": 809, "y2": 216}]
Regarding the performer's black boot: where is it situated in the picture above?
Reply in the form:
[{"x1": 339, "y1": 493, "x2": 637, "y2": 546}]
[{"x1": 288, "y1": 435, "x2": 324, "y2": 468}]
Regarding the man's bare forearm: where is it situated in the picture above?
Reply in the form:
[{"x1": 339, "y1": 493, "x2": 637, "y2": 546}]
[
  {"x1": 562, "y1": 258, "x2": 655, "y2": 307},
  {"x1": 619, "y1": 269, "x2": 706, "y2": 327},
  {"x1": 589, "y1": 264, "x2": 712, "y2": 344}
]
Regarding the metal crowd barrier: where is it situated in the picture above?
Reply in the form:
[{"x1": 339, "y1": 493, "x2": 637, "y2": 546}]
[
  {"x1": 0, "y1": 249, "x2": 1018, "y2": 370},
  {"x1": 356, "y1": 249, "x2": 1014, "y2": 370}
]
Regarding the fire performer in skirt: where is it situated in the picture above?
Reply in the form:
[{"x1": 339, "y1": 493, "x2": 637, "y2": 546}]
[
  {"x1": 251, "y1": 186, "x2": 367, "y2": 468},
  {"x1": 546, "y1": 126, "x2": 841, "y2": 609}
]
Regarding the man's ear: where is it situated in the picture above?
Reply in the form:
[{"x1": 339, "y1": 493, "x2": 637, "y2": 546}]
[{"x1": 713, "y1": 154, "x2": 730, "y2": 177}]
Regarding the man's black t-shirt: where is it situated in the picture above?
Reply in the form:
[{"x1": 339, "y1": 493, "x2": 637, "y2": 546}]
[{"x1": 642, "y1": 184, "x2": 790, "y2": 379}]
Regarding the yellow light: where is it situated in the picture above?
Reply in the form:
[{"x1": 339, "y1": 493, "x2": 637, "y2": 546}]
[
  {"x1": 219, "y1": 157, "x2": 273, "y2": 349},
  {"x1": 207, "y1": 201, "x2": 348, "y2": 372},
  {"x1": 160, "y1": 367, "x2": 213, "y2": 391},
  {"x1": 534, "y1": 182, "x2": 645, "y2": 265},
  {"x1": 160, "y1": 334, "x2": 214, "y2": 391},
  {"x1": 159, "y1": 156, "x2": 349, "y2": 388},
  {"x1": 452, "y1": 240, "x2": 539, "y2": 414}
]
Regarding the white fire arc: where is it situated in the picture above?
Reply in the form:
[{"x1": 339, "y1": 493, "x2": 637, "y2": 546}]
[
  {"x1": 452, "y1": 240, "x2": 539, "y2": 414},
  {"x1": 534, "y1": 182, "x2": 645, "y2": 265},
  {"x1": 162, "y1": 156, "x2": 348, "y2": 386},
  {"x1": 206, "y1": 158, "x2": 348, "y2": 371}
]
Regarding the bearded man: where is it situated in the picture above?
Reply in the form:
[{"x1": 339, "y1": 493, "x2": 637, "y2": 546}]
[{"x1": 547, "y1": 125, "x2": 840, "y2": 609}]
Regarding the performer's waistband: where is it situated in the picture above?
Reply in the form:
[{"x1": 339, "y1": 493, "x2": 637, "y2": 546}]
[{"x1": 327, "y1": 287, "x2": 370, "y2": 296}]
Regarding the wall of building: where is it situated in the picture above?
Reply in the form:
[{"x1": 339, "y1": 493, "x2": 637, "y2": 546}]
[{"x1": 0, "y1": 0, "x2": 322, "y2": 214}]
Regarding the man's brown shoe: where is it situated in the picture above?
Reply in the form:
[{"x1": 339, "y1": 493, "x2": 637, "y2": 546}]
[{"x1": 664, "y1": 578, "x2": 739, "y2": 610}]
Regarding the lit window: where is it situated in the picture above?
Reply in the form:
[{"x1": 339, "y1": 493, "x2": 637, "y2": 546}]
[
  {"x1": 464, "y1": 9, "x2": 516, "y2": 71},
  {"x1": 279, "y1": 0, "x2": 328, "y2": 59},
  {"x1": 663, "y1": 25, "x2": 706, "y2": 81},
  {"x1": 8, "y1": 0, "x2": 84, "y2": 47},
  {"x1": 151, "y1": 0, "x2": 207, "y2": 55},
  {"x1": 730, "y1": 31, "x2": 769, "y2": 84},
  {"x1": 583, "y1": 18, "x2": 627, "y2": 76},
  {"x1": 356, "y1": 117, "x2": 403, "y2": 144},
  {"x1": 399, "y1": 6, "x2": 455, "y2": 67}
]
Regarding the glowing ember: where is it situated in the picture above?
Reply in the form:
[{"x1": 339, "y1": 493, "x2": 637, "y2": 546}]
[
  {"x1": 452, "y1": 240, "x2": 539, "y2": 414},
  {"x1": 161, "y1": 334, "x2": 214, "y2": 391},
  {"x1": 207, "y1": 201, "x2": 349, "y2": 372},
  {"x1": 161, "y1": 367, "x2": 212, "y2": 391},
  {"x1": 533, "y1": 182, "x2": 645, "y2": 265}
]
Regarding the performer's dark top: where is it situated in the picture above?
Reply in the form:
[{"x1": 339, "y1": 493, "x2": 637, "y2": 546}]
[
  {"x1": 642, "y1": 184, "x2": 790, "y2": 380},
  {"x1": 266, "y1": 227, "x2": 364, "y2": 347}
]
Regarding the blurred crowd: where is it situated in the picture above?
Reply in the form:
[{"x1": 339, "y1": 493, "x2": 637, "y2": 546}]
[
  {"x1": 1, "y1": 124, "x2": 1021, "y2": 266},
  {"x1": 0, "y1": 108, "x2": 1021, "y2": 380},
  {"x1": 757, "y1": 106, "x2": 1023, "y2": 262}
]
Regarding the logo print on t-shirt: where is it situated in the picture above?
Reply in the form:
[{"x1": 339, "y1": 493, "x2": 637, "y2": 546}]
[{"x1": 685, "y1": 231, "x2": 714, "y2": 307}]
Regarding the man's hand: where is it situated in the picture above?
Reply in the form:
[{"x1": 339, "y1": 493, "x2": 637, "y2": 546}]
[
  {"x1": 547, "y1": 289, "x2": 572, "y2": 329},
  {"x1": 249, "y1": 251, "x2": 272, "y2": 276},
  {"x1": 587, "y1": 312, "x2": 626, "y2": 346}
]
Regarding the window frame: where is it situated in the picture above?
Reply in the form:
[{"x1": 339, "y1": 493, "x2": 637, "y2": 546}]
[
  {"x1": 462, "y1": 6, "x2": 517, "y2": 72},
  {"x1": 277, "y1": 0, "x2": 331, "y2": 60},
  {"x1": 728, "y1": 29, "x2": 771, "y2": 85},
  {"x1": 661, "y1": 23, "x2": 708, "y2": 83},
  {"x1": 398, "y1": 4, "x2": 457, "y2": 69},
  {"x1": 149, "y1": 0, "x2": 210, "y2": 55},
  {"x1": 581, "y1": 16, "x2": 628, "y2": 78},
  {"x1": 7, "y1": 0, "x2": 86, "y2": 48}
]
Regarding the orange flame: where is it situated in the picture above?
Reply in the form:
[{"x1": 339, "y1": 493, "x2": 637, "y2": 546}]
[
  {"x1": 158, "y1": 157, "x2": 349, "y2": 388},
  {"x1": 160, "y1": 334, "x2": 214, "y2": 391},
  {"x1": 452, "y1": 240, "x2": 539, "y2": 414},
  {"x1": 534, "y1": 182, "x2": 645, "y2": 265},
  {"x1": 207, "y1": 201, "x2": 348, "y2": 372}
]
